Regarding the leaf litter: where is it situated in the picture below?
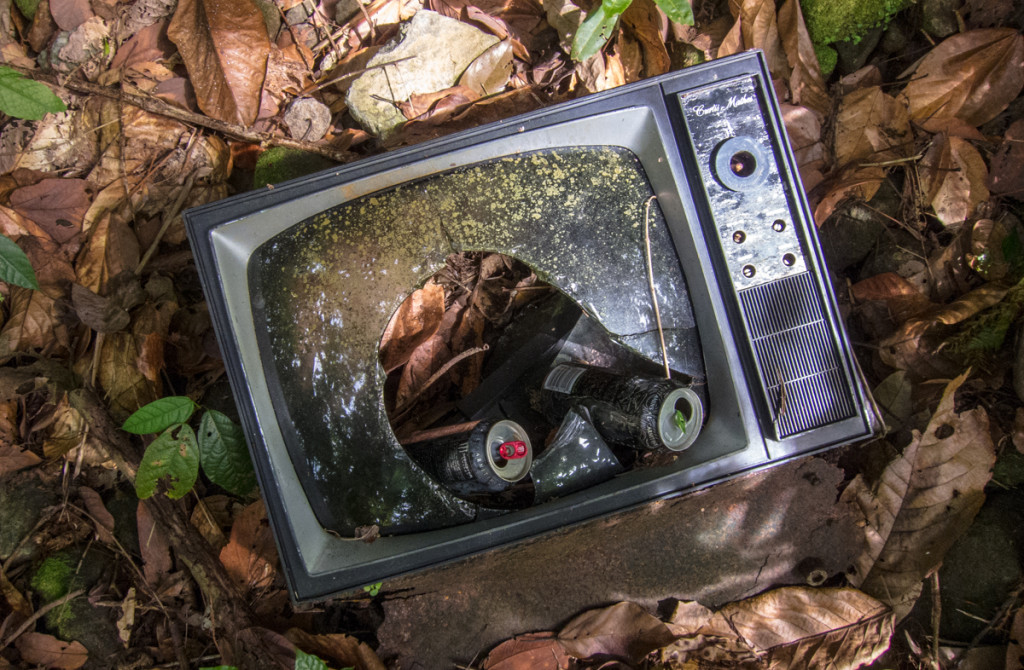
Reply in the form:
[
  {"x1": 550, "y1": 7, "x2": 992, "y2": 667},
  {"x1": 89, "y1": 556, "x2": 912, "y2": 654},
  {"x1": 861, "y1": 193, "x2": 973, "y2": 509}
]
[{"x1": 0, "y1": 0, "x2": 1020, "y2": 666}]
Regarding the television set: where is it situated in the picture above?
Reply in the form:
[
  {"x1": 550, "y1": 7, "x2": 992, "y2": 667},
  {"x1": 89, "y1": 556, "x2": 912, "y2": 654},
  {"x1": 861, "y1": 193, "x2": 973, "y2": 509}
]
[{"x1": 184, "y1": 51, "x2": 876, "y2": 602}]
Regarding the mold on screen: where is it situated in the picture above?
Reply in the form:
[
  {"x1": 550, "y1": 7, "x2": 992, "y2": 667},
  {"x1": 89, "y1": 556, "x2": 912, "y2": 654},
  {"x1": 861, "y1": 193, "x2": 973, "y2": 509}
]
[{"x1": 249, "y1": 147, "x2": 705, "y2": 535}]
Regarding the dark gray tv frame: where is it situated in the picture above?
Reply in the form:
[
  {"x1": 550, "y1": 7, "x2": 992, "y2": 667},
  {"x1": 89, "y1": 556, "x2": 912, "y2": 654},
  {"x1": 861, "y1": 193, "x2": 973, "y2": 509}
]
[{"x1": 185, "y1": 51, "x2": 874, "y2": 602}]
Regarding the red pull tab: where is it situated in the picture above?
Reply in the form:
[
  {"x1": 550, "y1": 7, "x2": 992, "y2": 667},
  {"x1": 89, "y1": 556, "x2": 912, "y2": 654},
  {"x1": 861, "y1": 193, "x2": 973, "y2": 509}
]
[{"x1": 498, "y1": 441, "x2": 528, "y2": 459}]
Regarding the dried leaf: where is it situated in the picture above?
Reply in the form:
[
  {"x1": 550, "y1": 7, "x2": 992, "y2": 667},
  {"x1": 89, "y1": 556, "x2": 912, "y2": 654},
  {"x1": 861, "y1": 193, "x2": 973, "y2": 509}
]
[
  {"x1": 284, "y1": 629, "x2": 387, "y2": 670},
  {"x1": 8, "y1": 178, "x2": 89, "y2": 245},
  {"x1": 75, "y1": 212, "x2": 140, "y2": 294},
  {"x1": 398, "y1": 86, "x2": 480, "y2": 123},
  {"x1": 1, "y1": 566, "x2": 32, "y2": 615},
  {"x1": 782, "y1": 103, "x2": 826, "y2": 195},
  {"x1": 116, "y1": 587, "x2": 135, "y2": 647},
  {"x1": 137, "y1": 500, "x2": 172, "y2": 588},
  {"x1": 78, "y1": 486, "x2": 114, "y2": 544},
  {"x1": 98, "y1": 331, "x2": 160, "y2": 417},
  {"x1": 716, "y1": 0, "x2": 788, "y2": 83},
  {"x1": 919, "y1": 134, "x2": 989, "y2": 228},
  {"x1": 459, "y1": 40, "x2": 514, "y2": 96},
  {"x1": 812, "y1": 165, "x2": 885, "y2": 226},
  {"x1": 219, "y1": 499, "x2": 278, "y2": 591},
  {"x1": 850, "y1": 272, "x2": 932, "y2": 324},
  {"x1": 880, "y1": 283, "x2": 1008, "y2": 374},
  {"x1": 988, "y1": 118, "x2": 1024, "y2": 197},
  {"x1": 380, "y1": 283, "x2": 446, "y2": 373},
  {"x1": 1008, "y1": 604, "x2": 1024, "y2": 670},
  {"x1": 0, "y1": 441, "x2": 41, "y2": 475},
  {"x1": 777, "y1": 0, "x2": 828, "y2": 118},
  {"x1": 662, "y1": 587, "x2": 893, "y2": 668},
  {"x1": 842, "y1": 372, "x2": 996, "y2": 620},
  {"x1": 835, "y1": 86, "x2": 913, "y2": 169},
  {"x1": 903, "y1": 28, "x2": 1024, "y2": 129},
  {"x1": 15, "y1": 633, "x2": 88, "y2": 669},
  {"x1": 621, "y1": 0, "x2": 670, "y2": 78},
  {"x1": 110, "y1": 20, "x2": 174, "y2": 71},
  {"x1": 166, "y1": 0, "x2": 270, "y2": 125},
  {"x1": 558, "y1": 601, "x2": 676, "y2": 662},
  {"x1": 395, "y1": 335, "x2": 452, "y2": 410},
  {"x1": 482, "y1": 632, "x2": 571, "y2": 670},
  {"x1": 0, "y1": 287, "x2": 62, "y2": 363},
  {"x1": 48, "y1": 0, "x2": 92, "y2": 32},
  {"x1": 71, "y1": 283, "x2": 129, "y2": 333}
]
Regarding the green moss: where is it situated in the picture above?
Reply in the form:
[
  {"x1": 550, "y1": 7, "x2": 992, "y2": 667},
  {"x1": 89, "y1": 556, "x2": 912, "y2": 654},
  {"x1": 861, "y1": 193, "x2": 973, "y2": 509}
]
[
  {"x1": 30, "y1": 554, "x2": 74, "y2": 602},
  {"x1": 814, "y1": 44, "x2": 838, "y2": 78},
  {"x1": 13, "y1": 0, "x2": 39, "y2": 20},
  {"x1": 253, "y1": 146, "x2": 337, "y2": 190},
  {"x1": 801, "y1": 0, "x2": 912, "y2": 71}
]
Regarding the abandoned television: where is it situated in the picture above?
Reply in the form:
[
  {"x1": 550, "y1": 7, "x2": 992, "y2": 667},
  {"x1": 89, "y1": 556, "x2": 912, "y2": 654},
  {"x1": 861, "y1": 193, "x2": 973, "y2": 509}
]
[{"x1": 184, "y1": 51, "x2": 875, "y2": 601}]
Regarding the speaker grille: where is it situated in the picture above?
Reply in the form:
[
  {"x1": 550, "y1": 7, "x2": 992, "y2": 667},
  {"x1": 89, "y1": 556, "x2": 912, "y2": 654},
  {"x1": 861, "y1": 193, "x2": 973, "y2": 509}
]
[{"x1": 738, "y1": 273, "x2": 855, "y2": 438}]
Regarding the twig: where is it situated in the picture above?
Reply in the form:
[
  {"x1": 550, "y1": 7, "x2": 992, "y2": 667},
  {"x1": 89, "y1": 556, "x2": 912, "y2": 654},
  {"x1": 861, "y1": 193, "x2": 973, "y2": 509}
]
[
  {"x1": 6, "y1": 65, "x2": 355, "y2": 164},
  {"x1": 399, "y1": 420, "x2": 482, "y2": 445},
  {"x1": 643, "y1": 196, "x2": 670, "y2": 379},
  {"x1": 0, "y1": 589, "x2": 86, "y2": 650},
  {"x1": 135, "y1": 172, "x2": 196, "y2": 274}
]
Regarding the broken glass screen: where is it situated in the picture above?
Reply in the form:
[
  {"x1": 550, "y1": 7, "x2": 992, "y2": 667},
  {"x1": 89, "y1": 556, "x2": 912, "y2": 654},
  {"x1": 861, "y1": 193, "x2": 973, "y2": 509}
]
[{"x1": 249, "y1": 147, "x2": 706, "y2": 535}]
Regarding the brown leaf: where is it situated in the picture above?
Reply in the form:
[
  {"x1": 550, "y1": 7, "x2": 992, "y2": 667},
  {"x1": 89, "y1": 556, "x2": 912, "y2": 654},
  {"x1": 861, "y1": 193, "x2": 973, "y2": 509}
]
[
  {"x1": 558, "y1": 601, "x2": 676, "y2": 662},
  {"x1": 395, "y1": 335, "x2": 452, "y2": 410},
  {"x1": 20, "y1": 235, "x2": 76, "y2": 298},
  {"x1": 1, "y1": 566, "x2": 32, "y2": 616},
  {"x1": 137, "y1": 501, "x2": 173, "y2": 588},
  {"x1": 903, "y1": 29, "x2": 1024, "y2": 129},
  {"x1": 880, "y1": 283, "x2": 1008, "y2": 374},
  {"x1": 110, "y1": 20, "x2": 174, "y2": 71},
  {"x1": 835, "y1": 86, "x2": 913, "y2": 169},
  {"x1": 398, "y1": 86, "x2": 480, "y2": 122},
  {"x1": 919, "y1": 134, "x2": 989, "y2": 228},
  {"x1": 782, "y1": 103, "x2": 826, "y2": 195},
  {"x1": 28, "y1": 0, "x2": 57, "y2": 53},
  {"x1": 459, "y1": 40, "x2": 514, "y2": 96},
  {"x1": 0, "y1": 442, "x2": 41, "y2": 476},
  {"x1": 812, "y1": 165, "x2": 885, "y2": 226},
  {"x1": 662, "y1": 587, "x2": 893, "y2": 668},
  {"x1": 78, "y1": 486, "x2": 115, "y2": 544},
  {"x1": 0, "y1": 205, "x2": 50, "y2": 241},
  {"x1": 380, "y1": 283, "x2": 445, "y2": 373},
  {"x1": 219, "y1": 499, "x2": 279, "y2": 591},
  {"x1": 75, "y1": 212, "x2": 140, "y2": 294},
  {"x1": 41, "y1": 395, "x2": 87, "y2": 459},
  {"x1": 48, "y1": 0, "x2": 93, "y2": 32},
  {"x1": 0, "y1": 288, "x2": 63, "y2": 363},
  {"x1": 98, "y1": 331, "x2": 160, "y2": 417},
  {"x1": 15, "y1": 633, "x2": 88, "y2": 669},
  {"x1": 189, "y1": 496, "x2": 229, "y2": 553},
  {"x1": 989, "y1": 118, "x2": 1024, "y2": 198},
  {"x1": 850, "y1": 272, "x2": 932, "y2": 324},
  {"x1": 621, "y1": 0, "x2": 670, "y2": 78},
  {"x1": 284, "y1": 629, "x2": 387, "y2": 670},
  {"x1": 777, "y1": 0, "x2": 828, "y2": 118},
  {"x1": 482, "y1": 632, "x2": 571, "y2": 670},
  {"x1": 1008, "y1": 604, "x2": 1024, "y2": 670},
  {"x1": 842, "y1": 372, "x2": 996, "y2": 620},
  {"x1": 71, "y1": 283, "x2": 130, "y2": 333},
  {"x1": 716, "y1": 0, "x2": 788, "y2": 83},
  {"x1": 167, "y1": 0, "x2": 270, "y2": 125}
]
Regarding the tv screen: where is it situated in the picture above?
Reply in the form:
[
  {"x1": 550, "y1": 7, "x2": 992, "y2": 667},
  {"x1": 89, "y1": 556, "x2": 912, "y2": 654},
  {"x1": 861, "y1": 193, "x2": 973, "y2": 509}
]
[{"x1": 185, "y1": 51, "x2": 875, "y2": 601}]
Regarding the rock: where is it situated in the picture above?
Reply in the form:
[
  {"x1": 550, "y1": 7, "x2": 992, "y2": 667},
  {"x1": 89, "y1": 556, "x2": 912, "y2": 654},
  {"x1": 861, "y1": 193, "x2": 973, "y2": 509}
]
[
  {"x1": 0, "y1": 474, "x2": 59, "y2": 561},
  {"x1": 834, "y1": 26, "x2": 883, "y2": 76},
  {"x1": 284, "y1": 98, "x2": 332, "y2": 141},
  {"x1": 345, "y1": 11, "x2": 499, "y2": 137},
  {"x1": 922, "y1": 0, "x2": 961, "y2": 38}
]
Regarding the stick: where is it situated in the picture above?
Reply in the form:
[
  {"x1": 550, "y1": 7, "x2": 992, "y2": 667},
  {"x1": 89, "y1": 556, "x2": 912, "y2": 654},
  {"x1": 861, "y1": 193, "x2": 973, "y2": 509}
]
[
  {"x1": 399, "y1": 420, "x2": 482, "y2": 445},
  {"x1": 0, "y1": 589, "x2": 86, "y2": 650},
  {"x1": 6, "y1": 66, "x2": 355, "y2": 164},
  {"x1": 643, "y1": 196, "x2": 671, "y2": 379}
]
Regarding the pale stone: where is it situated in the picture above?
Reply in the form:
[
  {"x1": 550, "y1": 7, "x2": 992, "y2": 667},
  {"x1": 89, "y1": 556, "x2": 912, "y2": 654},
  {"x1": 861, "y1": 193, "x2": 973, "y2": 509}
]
[
  {"x1": 345, "y1": 10, "x2": 499, "y2": 137},
  {"x1": 284, "y1": 98, "x2": 332, "y2": 141}
]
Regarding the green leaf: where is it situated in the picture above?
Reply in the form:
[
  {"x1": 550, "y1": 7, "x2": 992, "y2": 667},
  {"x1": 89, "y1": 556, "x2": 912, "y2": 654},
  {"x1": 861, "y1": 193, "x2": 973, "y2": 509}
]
[
  {"x1": 363, "y1": 581, "x2": 382, "y2": 596},
  {"x1": 673, "y1": 409, "x2": 687, "y2": 432},
  {"x1": 0, "y1": 66, "x2": 66, "y2": 120},
  {"x1": 135, "y1": 424, "x2": 200, "y2": 500},
  {"x1": 294, "y1": 649, "x2": 329, "y2": 670},
  {"x1": 0, "y1": 234, "x2": 38, "y2": 290},
  {"x1": 570, "y1": 0, "x2": 632, "y2": 62},
  {"x1": 198, "y1": 410, "x2": 257, "y2": 496},
  {"x1": 122, "y1": 396, "x2": 197, "y2": 435},
  {"x1": 652, "y1": 0, "x2": 693, "y2": 26}
]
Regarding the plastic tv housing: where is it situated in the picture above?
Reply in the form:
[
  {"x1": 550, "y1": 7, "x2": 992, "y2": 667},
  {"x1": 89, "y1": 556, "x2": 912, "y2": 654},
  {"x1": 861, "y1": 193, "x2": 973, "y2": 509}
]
[{"x1": 184, "y1": 51, "x2": 875, "y2": 601}]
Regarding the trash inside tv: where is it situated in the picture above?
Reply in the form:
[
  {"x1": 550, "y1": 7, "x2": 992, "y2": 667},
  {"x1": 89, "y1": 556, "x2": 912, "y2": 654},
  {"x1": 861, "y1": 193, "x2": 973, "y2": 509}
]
[{"x1": 185, "y1": 51, "x2": 875, "y2": 601}]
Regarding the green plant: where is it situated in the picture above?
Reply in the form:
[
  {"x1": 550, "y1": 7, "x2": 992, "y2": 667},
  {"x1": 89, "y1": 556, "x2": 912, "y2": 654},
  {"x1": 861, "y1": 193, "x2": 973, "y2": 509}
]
[
  {"x1": 123, "y1": 397, "x2": 257, "y2": 499},
  {"x1": 571, "y1": 0, "x2": 693, "y2": 62},
  {"x1": 0, "y1": 66, "x2": 66, "y2": 120},
  {"x1": 673, "y1": 408, "x2": 687, "y2": 432},
  {"x1": 0, "y1": 233, "x2": 39, "y2": 293},
  {"x1": 363, "y1": 581, "x2": 382, "y2": 596}
]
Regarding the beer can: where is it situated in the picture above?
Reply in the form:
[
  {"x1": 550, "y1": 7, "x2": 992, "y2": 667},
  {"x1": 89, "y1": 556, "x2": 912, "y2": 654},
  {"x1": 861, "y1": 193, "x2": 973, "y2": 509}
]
[
  {"x1": 427, "y1": 419, "x2": 533, "y2": 498},
  {"x1": 541, "y1": 364, "x2": 703, "y2": 452}
]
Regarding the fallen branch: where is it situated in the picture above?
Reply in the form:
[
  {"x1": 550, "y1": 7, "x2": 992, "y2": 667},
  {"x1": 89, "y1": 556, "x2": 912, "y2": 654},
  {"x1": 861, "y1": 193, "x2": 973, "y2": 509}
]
[{"x1": 8, "y1": 66, "x2": 356, "y2": 164}]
